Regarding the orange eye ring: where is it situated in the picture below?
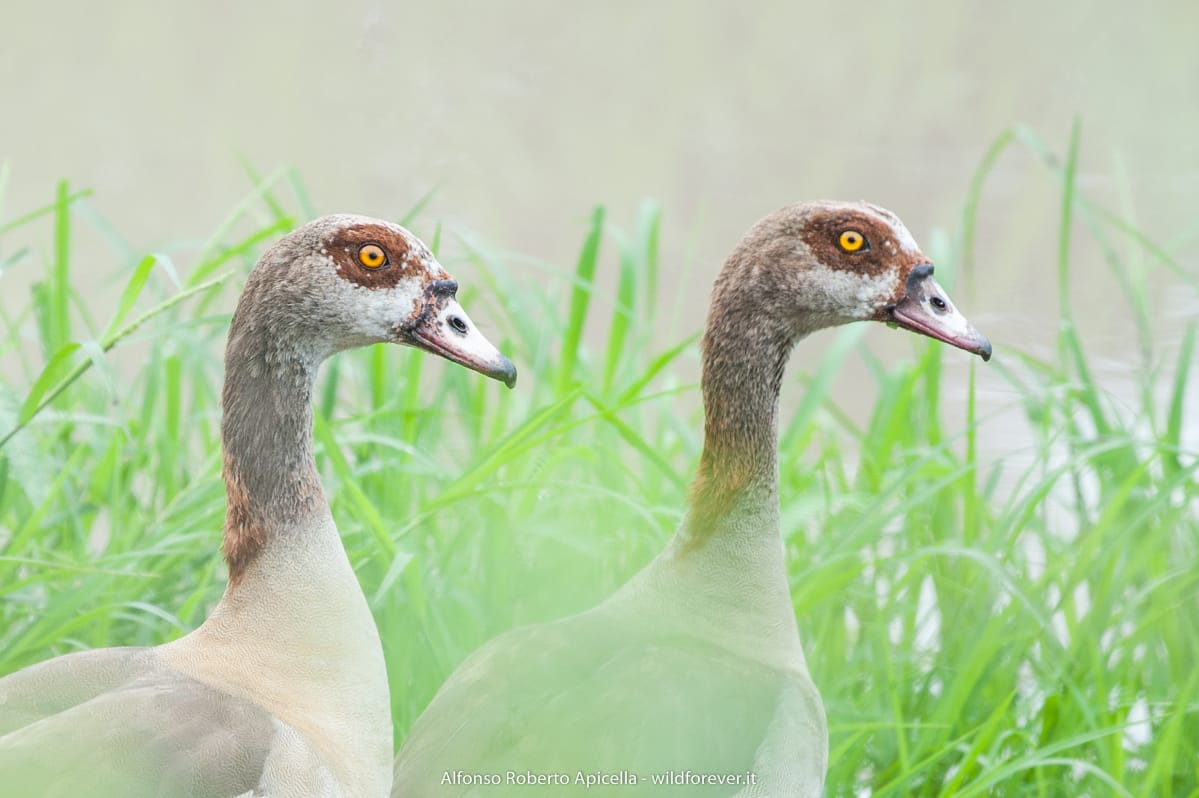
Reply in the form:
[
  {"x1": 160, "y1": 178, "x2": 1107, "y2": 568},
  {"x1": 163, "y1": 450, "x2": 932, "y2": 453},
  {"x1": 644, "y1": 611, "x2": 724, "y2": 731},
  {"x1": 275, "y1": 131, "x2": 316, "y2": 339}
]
[
  {"x1": 358, "y1": 243, "x2": 387, "y2": 269},
  {"x1": 839, "y1": 230, "x2": 866, "y2": 252}
]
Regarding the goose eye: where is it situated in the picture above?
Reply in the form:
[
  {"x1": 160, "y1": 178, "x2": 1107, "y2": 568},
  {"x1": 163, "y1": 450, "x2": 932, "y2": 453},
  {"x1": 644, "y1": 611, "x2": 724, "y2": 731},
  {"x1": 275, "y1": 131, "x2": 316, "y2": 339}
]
[
  {"x1": 838, "y1": 230, "x2": 867, "y2": 252},
  {"x1": 358, "y1": 244, "x2": 388, "y2": 269}
]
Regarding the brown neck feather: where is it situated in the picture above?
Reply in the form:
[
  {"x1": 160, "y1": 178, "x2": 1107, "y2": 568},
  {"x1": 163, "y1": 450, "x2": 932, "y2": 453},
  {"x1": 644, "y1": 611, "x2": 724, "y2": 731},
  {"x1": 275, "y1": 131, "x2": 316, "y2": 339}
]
[
  {"x1": 219, "y1": 315, "x2": 325, "y2": 586},
  {"x1": 685, "y1": 266, "x2": 798, "y2": 547}
]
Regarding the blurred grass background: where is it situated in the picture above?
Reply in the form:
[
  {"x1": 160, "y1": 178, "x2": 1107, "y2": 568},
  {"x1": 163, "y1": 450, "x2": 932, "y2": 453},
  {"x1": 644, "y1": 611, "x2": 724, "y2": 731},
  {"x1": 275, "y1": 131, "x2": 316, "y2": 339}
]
[{"x1": 1, "y1": 123, "x2": 1196, "y2": 794}]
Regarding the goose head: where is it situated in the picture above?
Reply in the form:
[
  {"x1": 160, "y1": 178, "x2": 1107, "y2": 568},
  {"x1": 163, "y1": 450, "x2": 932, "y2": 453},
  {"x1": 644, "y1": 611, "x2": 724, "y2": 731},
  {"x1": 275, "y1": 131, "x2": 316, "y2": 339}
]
[
  {"x1": 233, "y1": 214, "x2": 518, "y2": 385},
  {"x1": 714, "y1": 200, "x2": 991, "y2": 360}
]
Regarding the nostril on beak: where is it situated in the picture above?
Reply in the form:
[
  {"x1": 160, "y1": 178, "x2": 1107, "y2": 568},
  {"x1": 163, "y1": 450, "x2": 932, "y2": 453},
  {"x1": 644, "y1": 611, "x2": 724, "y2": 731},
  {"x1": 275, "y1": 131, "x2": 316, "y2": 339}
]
[{"x1": 448, "y1": 315, "x2": 469, "y2": 335}]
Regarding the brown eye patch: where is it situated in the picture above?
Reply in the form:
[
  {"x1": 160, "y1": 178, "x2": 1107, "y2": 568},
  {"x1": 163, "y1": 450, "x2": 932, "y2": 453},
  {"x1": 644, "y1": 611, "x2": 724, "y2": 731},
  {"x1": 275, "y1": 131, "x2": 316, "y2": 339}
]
[
  {"x1": 801, "y1": 210, "x2": 924, "y2": 277},
  {"x1": 324, "y1": 223, "x2": 421, "y2": 289}
]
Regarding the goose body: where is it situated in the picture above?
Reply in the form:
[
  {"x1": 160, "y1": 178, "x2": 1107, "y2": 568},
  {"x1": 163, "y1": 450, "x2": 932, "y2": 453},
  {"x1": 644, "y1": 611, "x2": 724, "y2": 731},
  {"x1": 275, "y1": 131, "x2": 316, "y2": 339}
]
[
  {"x1": 0, "y1": 215, "x2": 516, "y2": 797},
  {"x1": 393, "y1": 201, "x2": 990, "y2": 797}
]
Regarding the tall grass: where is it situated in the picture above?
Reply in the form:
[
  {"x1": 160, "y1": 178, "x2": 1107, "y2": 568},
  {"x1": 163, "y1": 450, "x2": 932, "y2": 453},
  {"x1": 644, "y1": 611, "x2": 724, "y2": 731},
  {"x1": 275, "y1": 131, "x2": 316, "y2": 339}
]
[{"x1": 1, "y1": 128, "x2": 1195, "y2": 796}]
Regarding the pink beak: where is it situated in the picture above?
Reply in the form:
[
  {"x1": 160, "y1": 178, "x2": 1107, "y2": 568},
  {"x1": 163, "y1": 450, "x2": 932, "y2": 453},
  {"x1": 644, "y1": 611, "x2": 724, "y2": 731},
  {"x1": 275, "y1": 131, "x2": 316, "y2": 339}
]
[{"x1": 887, "y1": 264, "x2": 991, "y2": 361}]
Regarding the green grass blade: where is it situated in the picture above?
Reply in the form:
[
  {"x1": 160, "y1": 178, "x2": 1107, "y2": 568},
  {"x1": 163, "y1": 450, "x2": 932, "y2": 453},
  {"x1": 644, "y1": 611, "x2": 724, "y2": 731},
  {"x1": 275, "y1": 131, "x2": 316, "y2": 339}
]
[
  {"x1": 49, "y1": 180, "x2": 73, "y2": 353},
  {"x1": 15, "y1": 342, "x2": 82, "y2": 426},
  {"x1": 603, "y1": 235, "x2": 637, "y2": 393},
  {"x1": 1163, "y1": 322, "x2": 1196, "y2": 477},
  {"x1": 960, "y1": 127, "x2": 1016, "y2": 292},
  {"x1": 100, "y1": 254, "x2": 158, "y2": 342},
  {"x1": 556, "y1": 206, "x2": 604, "y2": 395},
  {"x1": 0, "y1": 188, "x2": 94, "y2": 235}
]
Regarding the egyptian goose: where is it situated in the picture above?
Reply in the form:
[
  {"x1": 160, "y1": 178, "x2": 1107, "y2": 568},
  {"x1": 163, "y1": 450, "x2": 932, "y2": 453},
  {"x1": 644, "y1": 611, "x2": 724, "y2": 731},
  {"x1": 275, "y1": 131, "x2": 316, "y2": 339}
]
[
  {"x1": 0, "y1": 215, "x2": 516, "y2": 797},
  {"x1": 392, "y1": 201, "x2": 990, "y2": 796}
]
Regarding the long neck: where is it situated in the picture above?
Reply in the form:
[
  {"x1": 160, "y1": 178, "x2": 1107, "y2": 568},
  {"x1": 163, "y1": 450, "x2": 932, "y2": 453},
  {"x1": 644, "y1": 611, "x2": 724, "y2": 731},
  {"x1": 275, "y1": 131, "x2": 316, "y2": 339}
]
[
  {"x1": 684, "y1": 313, "x2": 793, "y2": 545},
  {"x1": 220, "y1": 321, "x2": 326, "y2": 586},
  {"x1": 611, "y1": 293, "x2": 808, "y2": 664}
]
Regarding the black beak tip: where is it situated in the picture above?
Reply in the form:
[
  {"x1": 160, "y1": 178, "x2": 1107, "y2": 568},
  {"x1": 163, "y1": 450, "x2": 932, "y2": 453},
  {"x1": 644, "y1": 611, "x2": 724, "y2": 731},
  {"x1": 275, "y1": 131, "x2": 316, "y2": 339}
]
[
  {"x1": 498, "y1": 359, "x2": 518, "y2": 389},
  {"x1": 978, "y1": 338, "x2": 993, "y2": 362}
]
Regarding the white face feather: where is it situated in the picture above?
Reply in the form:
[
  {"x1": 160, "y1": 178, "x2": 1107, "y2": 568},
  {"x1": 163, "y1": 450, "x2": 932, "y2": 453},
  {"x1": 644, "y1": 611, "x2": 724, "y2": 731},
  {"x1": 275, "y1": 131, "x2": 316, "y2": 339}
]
[
  {"x1": 335, "y1": 277, "x2": 428, "y2": 344},
  {"x1": 802, "y1": 264, "x2": 901, "y2": 321}
]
